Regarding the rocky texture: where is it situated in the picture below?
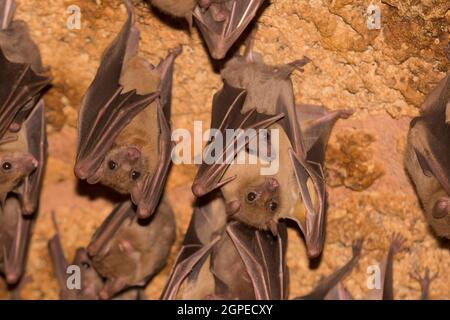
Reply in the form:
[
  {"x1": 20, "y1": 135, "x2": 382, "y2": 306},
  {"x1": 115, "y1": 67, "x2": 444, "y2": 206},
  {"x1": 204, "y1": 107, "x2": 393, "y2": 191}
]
[{"x1": 0, "y1": 0, "x2": 448, "y2": 299}]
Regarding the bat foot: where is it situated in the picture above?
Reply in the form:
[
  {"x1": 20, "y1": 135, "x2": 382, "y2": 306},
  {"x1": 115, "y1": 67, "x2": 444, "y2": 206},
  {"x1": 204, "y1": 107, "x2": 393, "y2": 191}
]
[
  {"x1": 390, "y1": 233, "x2": 405, "y2": 254},
  {"x1": 352, "y1": 238, "x2": 363, "y2": 257},
  {"x1": 432, "y1": 198, "x2": 450, "y2": 219}
]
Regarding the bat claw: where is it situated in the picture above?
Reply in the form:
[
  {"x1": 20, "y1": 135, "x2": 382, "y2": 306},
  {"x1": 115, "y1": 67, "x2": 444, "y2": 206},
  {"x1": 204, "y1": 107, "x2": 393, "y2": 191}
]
[{"x1": 390, "y1": 233, "x2": 405, "y2": 254}]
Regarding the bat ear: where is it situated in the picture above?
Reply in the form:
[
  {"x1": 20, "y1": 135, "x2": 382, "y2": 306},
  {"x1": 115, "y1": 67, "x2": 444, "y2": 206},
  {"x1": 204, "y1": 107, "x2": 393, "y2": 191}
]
[
  {"x1": 86, "y1": 166, "x2": 104, "y2": 185},
  {"x1": 131, "y1": 182, "x2": 142, "y2": 204}
]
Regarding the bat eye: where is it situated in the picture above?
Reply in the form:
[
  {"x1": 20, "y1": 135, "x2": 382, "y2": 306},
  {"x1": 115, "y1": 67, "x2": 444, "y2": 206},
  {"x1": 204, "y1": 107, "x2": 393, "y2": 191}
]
[
  {"x1": 81, "y1": 262, "x2": 90, "y2": 269},
  {"x1": 130, "y1": 170, "x2": 141, "y2": 181},
  {"x1": 268, "y1": 201, "x2": 278, "y2": 212},
  {"x1": 108, "y1": 160, "x2": 117, "y2": 170},
  {"x1": 2, "y1": 162, "x2": 12, "y2": 171},
  {"x1": 246, "y1": 191, "x2": 258, "y2": 203}
]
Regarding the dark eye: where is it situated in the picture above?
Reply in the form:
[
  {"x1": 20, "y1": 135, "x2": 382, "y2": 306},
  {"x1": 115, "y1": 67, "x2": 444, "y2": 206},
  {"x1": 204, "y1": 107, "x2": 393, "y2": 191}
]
[
  {"x1": 2, "y1": 162, "x2": 12, "y2": 171},
  {"x1": 130, "y1": 170, "x2": 141, "y2": 181},
  {"x1": 246, "y1": 191, "x2": 257, "y2": 203},
  {"x1": 268, "y1": 201, "x2": 278, "y2": 212},
  {"x1": 81, "y1": 261, "x2": 90, "y2": 269},
  {"x1": 108, "y1": 160, "x2": 117, "y2": 170}
]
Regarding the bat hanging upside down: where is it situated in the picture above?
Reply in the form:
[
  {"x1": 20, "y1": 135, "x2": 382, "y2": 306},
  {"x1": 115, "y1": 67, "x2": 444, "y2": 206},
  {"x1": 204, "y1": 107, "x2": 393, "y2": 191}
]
[
  {"x1": 161, "y1": 193, "x2": 288, "y2": 300},
  {"x1": 191, "y1": 40, "x2": 353, "y2": 258},
  {"x1": 74, "y1": 0, "x2": 180, "y2": 218},
  {"x1": 405, "y1": 72, "x2": 450, "y2": 238},
  {"x1": 149, "y1": 0, "x2": 267, "y2": 59}
]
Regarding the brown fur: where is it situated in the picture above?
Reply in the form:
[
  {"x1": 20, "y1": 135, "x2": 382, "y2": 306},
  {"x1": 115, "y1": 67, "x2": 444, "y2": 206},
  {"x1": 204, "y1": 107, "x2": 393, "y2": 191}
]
[
  {"x1": 151, "y1": 0, "x2": 197, "y2": 18},
  {"x1": 96, "y1": 56, "x2": 160, "y2": 194},
  {"x1": 91, "y1": 200, "x2": 176, "y2": 298}
]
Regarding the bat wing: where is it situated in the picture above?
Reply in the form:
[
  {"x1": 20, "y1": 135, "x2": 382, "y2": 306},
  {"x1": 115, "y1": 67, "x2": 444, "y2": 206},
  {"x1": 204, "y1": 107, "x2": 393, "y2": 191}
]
[
  {"x1": 193, "y1": 0, "x2": 266, "y2": 59},
  {"x1": 15, "y1": 100, "x2": 47, "y2": 215},
  {"x1": 74, "y1": 1, "x2": 159, "y2": 180},
  {"x1": 0, "y1": 49, "x2": 49, "y2": 139},
  {"x1": 161, "y1": 196, "x2": 226, "y2": 299},
  {"x1": 299, "y1": 239, "x2": 362, "y2": 300},
  {"x1": 192, "y1": 82, "x2": 284, "y2": 197},
  {"x1": 134, "y1": 102, "x2": 173, "y2": 218},
  {"x1": 127, "y1": 47, "x2": 181, "y2": 218},
  {"x1": 296, "y1": 104, "x2": 353, "y2": 164},
  {"x1": 0, "y1": 0, "x2": 15, "y2": 30},
  {"x1": 224, "y1": 221, "x2": 289, "y2": 300},
  {"x1": 276, "y1": 99, "x2": 329, "y2": 258},
  {"x1": 414, "y1": 74, "x2": 450, "y2": 196},
  {"x1": 87, "y1": 201, "x2": 135, "y2": 258},
  {"x1": 2, "y1": 197, "x2": 32, "y2": 285},
  {"x1": 47, "y1": 232, "x2": 70, "y2": 296}
]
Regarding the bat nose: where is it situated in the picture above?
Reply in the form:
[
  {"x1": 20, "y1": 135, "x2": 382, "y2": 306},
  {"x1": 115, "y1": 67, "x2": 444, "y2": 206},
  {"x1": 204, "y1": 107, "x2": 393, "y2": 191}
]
[{"x1": 265, "y1": 178, "x2": 279, "y2": 192}]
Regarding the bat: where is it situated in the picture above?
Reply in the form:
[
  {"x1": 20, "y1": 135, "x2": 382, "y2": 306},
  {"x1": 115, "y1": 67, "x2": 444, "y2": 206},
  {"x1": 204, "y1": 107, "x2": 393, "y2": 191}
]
[
  {"x1": 191, "y1": 42, "x2": 352, "y2": 257},
  {"x1": 0, "y1": 0, "x2": 50, "y2": 142},
  {"x1": 296, "y1": 233, "x2": 405, "y2": 300},
  {"x1": 149, "y1": 0, "x2": 267, "y2": 59},
  {"x1": 0, "y1": 100, "x2": 47, "y2": 215},
  {"x1": 161, "y1": 193, "x2": 288, "y2": 300},
  {"x1": 0, "y1": 101, "x2": 46, "y2": 287},
  {"x1": 405, "y1": 73, "x2": 450, "y2": 237},
  {"x1": 74, "y1": 0, "x2": 180, "y2": 218},
  {"x1": 86, "y1": 200, "x2": 176, "y2": 299},
  {"x1": 48, "y1": 213, "x2": 146, "y2": 300}
]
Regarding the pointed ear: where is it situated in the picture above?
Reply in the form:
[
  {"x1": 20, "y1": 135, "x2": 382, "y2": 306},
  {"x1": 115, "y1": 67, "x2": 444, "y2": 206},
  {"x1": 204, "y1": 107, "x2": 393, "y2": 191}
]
[{"x1": 126, "y1": 146, "x2": 141, "y2": 162}]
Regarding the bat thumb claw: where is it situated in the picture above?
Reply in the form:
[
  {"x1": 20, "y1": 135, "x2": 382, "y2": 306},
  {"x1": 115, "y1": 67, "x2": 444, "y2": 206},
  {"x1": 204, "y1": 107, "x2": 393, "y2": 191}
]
[{"x1": 192, "y1": 183, "x2": 207, "y2": 197}]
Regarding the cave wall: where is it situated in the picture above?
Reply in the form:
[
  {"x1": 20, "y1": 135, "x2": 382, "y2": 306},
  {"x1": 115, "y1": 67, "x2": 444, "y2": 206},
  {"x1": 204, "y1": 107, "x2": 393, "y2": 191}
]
[{"x1": 0, "y1": 0, "x2": 449, "y2": 299}]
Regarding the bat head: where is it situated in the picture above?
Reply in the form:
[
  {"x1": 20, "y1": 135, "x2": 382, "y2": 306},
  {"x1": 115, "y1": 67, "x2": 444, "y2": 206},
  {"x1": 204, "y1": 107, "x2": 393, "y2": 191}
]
[
  {"x1": 90, "y1": 146, "x2": 148, "y2": 195},
  {"x1": 0, "y1": 152, "x2": 38, "y2": 195},
  {"x1": 229, "y1": 177, "x2": 280, "y2": 231},
  {"x1": 61, "y1": 248, "x2": 103, "y2": 300}
]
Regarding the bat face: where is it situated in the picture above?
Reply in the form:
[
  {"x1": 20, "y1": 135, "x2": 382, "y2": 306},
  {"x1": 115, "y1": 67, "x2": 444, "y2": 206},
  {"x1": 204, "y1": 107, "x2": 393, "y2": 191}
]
[
  {"x1": 0, "y1": 152, "x2": 37, "y2": 197},
  {"x1": 90, "y1": 146, "x2": 148, "y2": 194}
]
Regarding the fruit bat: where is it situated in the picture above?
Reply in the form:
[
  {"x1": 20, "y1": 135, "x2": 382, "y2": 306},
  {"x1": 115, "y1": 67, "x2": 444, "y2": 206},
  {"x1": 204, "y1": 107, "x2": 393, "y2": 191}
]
[
  {"x1": 0, "y1": 102, "x2": 46, "y2": 287},
  {"x1": 161, "y1": 194, "x2": 288, "y2": 300},
  {"x1": 0, "y1": 0, "x2": 50, "y2": 141},
  {"x1": 405, "y1": 73, "x2": 450, "y2": 238},
  {"x1": 74, "y1": 0, "x2": 179, "y2": 218},
  {"x1": 191, "y1": 43, "x2": 352, "y2": 258},
  {"x1": 0, "y1": 100, "x2": 47, "y2": 215},
  {"x1": 85, "y1": 200, "x2": 175, "y2": 299},
  {"x1": 149, "y1": 0, "x2": 267, "y2": 59},
  {"x1": 296, "y1": 233, "x2": 405, "y2": 300},
  {"x1": 48, "y1": 213, "x2": 145, "y2": 300}
]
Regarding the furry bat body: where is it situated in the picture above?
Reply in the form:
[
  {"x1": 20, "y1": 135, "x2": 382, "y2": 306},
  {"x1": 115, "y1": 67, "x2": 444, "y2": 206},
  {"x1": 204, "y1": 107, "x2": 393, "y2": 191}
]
[
  {"x1": 74, "y1": 0, "x2": 179, "y2": 218},
  {"x1": 48, "y1": 214, "x2": 145, "y2": 300},
  {"x1": 0, "y1": 101, "x2": 46, "y2": 214},
  {"x1": 192, "y1": 45, "x2": 352, "y2": 257},
  {"x1": 0, "y1": 0, "x2": 50, "y2": 140},
  {"x1": 161, "y1": 194, "x2": 288, "y2": 300},
  {"x1": 150, "y1": 0, "x2": 266, "y2": 59},
  {"x1": 405, "y1": 73, "x2": 450, "y2": 237},
  {"x1": 0, "y1": 102, "x2": 46, "y2": 286},
  {"x1": 85, "y1": 200, "x2": 176, "y2": 299},
  {"x1": 297, "y1": 234, "x2": 406, "y2": 300}
]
